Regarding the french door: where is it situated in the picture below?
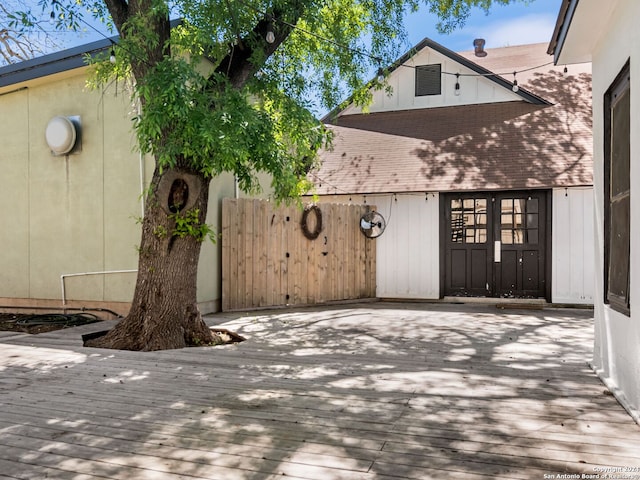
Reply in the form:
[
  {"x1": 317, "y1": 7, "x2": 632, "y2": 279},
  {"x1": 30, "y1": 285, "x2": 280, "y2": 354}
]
[{"x1": 443, "y1": 191, "x2": 549, "y2": 299}]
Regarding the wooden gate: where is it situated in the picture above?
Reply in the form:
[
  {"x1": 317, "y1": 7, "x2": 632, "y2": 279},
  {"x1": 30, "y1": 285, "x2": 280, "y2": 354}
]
[{"x1": 222, "y1": 198, "x2": 376, "y2": 311}]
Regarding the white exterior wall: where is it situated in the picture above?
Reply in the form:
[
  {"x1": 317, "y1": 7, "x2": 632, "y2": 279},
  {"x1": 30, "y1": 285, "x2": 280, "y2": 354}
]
[
  {"x1": 342, "y1": 47, "x2": 521, "y2": 115},
  {"x1": 316, "y1": 194, "x2": 440, "y2": 299},
  {"x1": 551, "y1": 187, "x2": 595, "y2": 304},
  {"x1": 321, "y1": 191, "x2": 595, "y2": 304},
  {"x1": 588, "y1": 0, "x2": 640, "y2": 422},
  {"x1": 371, "y1": 194, "x2": 440, "y2": 299}
]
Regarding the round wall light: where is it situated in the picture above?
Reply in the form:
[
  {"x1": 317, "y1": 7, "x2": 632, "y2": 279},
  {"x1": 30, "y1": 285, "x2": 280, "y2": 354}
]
[{"x1": 45, "y1": 116, "x2": 77, "y2": 155}]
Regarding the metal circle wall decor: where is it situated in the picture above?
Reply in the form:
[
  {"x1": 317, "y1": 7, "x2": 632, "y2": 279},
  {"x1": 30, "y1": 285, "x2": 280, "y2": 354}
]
[{"x1": 301, "y1": 204, "x2": 322, "y2": 240}]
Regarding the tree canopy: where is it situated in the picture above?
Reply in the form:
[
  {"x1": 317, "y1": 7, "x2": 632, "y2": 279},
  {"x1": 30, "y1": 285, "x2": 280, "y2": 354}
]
[{"x1": 9, "y1": 0, "x2": 523, "y2": 200}]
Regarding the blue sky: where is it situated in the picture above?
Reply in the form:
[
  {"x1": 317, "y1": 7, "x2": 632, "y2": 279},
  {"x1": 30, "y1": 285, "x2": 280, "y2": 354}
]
[
  {"x1": 50, "y1": 0, "x2": 561, "y2": 53},
  {"x1": 404, "y1": 0, "x2": 561, "y2": 52}
]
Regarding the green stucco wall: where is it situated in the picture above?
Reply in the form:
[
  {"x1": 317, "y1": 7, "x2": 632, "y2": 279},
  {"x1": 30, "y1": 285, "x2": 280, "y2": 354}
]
[{"x1": 0, "y1": 68, "x2": 237, "y2": 312}]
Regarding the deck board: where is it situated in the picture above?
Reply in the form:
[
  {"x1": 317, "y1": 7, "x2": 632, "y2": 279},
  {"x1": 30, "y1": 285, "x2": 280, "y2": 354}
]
[{"x1": 1, "y1": 302, "x2": 639, "y2": 479}]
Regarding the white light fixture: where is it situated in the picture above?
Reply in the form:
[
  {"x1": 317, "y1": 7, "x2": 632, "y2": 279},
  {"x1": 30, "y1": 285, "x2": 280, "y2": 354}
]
[
  {"x1": 266, "y1": 30, "x2": 275, "y2": 43},
  {"x1": 454, "y1": 73, "x2": 461, "y2": 96},
  {"x1": 45, "y1": 116, "x2": 77, "y2": 156},
  {"x1": 377, "y1": 67, "x2": 385, "y2": 83},
  {"x1": 512, "y1": 72, "x2": 519, "y2": 92}
]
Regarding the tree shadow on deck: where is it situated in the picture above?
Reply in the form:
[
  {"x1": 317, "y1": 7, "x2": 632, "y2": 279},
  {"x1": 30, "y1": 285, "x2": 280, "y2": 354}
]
[{"x1": 0, "y1": 302, "x2": 638, "y2": 479}]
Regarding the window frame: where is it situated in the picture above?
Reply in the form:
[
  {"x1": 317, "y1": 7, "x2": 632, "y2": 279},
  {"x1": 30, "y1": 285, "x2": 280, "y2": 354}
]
[
  {"x1": 415, "y1": 64, "x2": 442, "y2": 97},
  {"x1": 604, "y1": 60, "x2": 631, "y2": 316}
]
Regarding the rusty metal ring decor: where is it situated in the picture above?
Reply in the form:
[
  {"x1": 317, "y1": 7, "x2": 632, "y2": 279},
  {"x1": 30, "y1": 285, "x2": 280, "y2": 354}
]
[{"x1": 301, "y1": 204, "x2": 322, "y2": 240}]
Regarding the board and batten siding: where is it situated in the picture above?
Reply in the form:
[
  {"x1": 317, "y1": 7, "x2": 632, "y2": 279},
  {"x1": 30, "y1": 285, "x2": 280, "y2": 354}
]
[
  {"x1": 322, "y1": 191, "x2": 593, "y2": 304},
  {"x1": 341, "y1": 46, "x2": 521, "y2": 116},
  {"x1": 551, "y1": 187, "x2": 595, "y2": 304},
  {"x1": 366, "y1": 194, "x2": 440, "y2": 299}
]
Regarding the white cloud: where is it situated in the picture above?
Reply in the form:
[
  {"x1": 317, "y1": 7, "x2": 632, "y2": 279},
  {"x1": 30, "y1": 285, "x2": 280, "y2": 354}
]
[{"x1": 473, "y1": 13, "x2": 556, "y2": 47}]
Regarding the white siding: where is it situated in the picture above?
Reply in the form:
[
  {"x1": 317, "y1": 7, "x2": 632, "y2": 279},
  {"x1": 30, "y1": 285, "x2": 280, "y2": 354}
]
[
  {"x1": 369, "y1": 193, "x2": 440, "y2": 299},
  {"x1": 551, "y1": 187, "x2": 595, "y2": 304},
  {"x1": 342, "y1": 46, "x2": 521, "y2": 115},
  {"x1": 587, "y1": 0, "x2": 640, "y2": 422},
  {"x1": 321, "y1": 190, "x2": 596, "y2": 304}
]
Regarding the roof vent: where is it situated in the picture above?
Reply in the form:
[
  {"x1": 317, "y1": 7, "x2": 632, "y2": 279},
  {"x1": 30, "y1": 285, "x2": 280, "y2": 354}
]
[{"x1": 473, "y1": 38, "x2": 487, "y2": 57}]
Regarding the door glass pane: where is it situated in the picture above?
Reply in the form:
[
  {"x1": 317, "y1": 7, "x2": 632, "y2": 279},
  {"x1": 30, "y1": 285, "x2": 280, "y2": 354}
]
[
  {"x1": 498, "y1": 196, "x2": 541, "y2": 245},
  {"x1": 513, "y1": 229, "x2": 524, "y2": 244},
  {"x1": 513, "y1": 214, "x2": 523, "y2": 228},
  {"x1": 451, "y1": 197, "x2": 488, "y2": 244},
  {"x1": 451, "y1": 212, "x2": 463, "y2": 243},
  {"x1": 465, "y1": 228, "x2": 476, "y2": 243},
  {"x1": 526, "y1": 229, "x2": 538, "y2": 244},
  {"x1": 464, "y1": 212, "x2": 474, "y2": 226}
]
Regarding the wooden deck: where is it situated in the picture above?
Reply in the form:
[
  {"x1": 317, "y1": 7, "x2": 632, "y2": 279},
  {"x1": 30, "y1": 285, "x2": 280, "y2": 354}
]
[{"x1": 1, "y1": 302, "x2": 639, "y2": 479}]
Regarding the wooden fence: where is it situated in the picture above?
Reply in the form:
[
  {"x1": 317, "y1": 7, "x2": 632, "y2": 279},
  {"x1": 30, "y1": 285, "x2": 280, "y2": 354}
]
[{"x1": 222, "y1": 198, "x2": 376, "y2": 311}]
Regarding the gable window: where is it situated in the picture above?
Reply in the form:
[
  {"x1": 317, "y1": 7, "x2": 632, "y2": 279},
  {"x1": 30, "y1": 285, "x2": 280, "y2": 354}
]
[
  {"x1": 415, "y1": 64, "x2": 441, "y2": 96},
  {"x1": 604, "y1": 61, "x2": 630, "y2": 316}
]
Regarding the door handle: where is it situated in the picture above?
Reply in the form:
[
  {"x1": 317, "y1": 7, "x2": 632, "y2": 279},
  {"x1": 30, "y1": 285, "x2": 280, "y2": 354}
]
[{"x1": 494, "y1": 241, "x2": 501, "y2": 263}]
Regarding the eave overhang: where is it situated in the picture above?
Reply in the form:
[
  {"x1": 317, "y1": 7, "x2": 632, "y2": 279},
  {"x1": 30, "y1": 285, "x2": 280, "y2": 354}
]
[
  {"x1": 0, "y1": 37, "x2": 115, "y2": 90},
  {"x1": 548, "y1": 0, "x2": 617, "y2": 66}
]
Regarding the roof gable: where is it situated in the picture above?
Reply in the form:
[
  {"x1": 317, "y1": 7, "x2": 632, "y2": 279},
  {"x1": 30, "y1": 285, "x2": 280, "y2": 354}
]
[
  {"x1": 399, "y1": 38, "x2": 549, "y2": 105},
  {"x1": 333, "y1": 37, "x2": 550, "y2": 119}
]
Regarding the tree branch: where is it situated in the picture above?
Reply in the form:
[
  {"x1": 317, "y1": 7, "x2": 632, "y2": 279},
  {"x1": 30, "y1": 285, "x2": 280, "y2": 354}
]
[
  {"x1": 214, "y1": 2, "x2": 305, "y2": 89},
  {"x1": 103, "y1": 0, "x2": 129, "y2": 33},
  {"x1": 105, "y1": 0, "x2": 171, "y2": 86}
]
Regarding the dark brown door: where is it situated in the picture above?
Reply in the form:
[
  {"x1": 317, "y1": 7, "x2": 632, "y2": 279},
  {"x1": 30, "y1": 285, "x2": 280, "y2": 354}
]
[
  {"x1": 444, "y1": 195, "x2": 493, "y2": 296},
  {"x1": 443, "y1": 191, "x2": 548, "y2": 298}
]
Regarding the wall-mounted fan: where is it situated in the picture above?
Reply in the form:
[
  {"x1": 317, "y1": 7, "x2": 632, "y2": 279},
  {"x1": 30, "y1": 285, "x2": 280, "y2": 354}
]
[{"x1": 360, "y1": 211, "x2": 386, "y2": 238}]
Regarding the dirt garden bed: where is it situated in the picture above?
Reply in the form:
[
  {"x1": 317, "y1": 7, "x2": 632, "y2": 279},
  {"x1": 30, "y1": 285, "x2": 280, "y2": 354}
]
[
  {"x1": 0, "y1": 313, "x2": 246, "y2": 347},
  {"x1": 0, "y1": 312, "x2": 102, "y2": 334}
]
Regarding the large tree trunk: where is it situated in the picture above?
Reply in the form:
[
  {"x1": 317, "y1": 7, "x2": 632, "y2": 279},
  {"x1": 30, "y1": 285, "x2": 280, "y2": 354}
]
[{"x1": 86, "y1": 165, "x2": 217, "y2": 351}]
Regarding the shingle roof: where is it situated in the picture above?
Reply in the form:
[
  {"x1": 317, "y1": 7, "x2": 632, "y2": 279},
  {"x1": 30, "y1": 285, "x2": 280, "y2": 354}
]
[{"x1": 311, "y1": 42, "x2": 592, "y2": 195}]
